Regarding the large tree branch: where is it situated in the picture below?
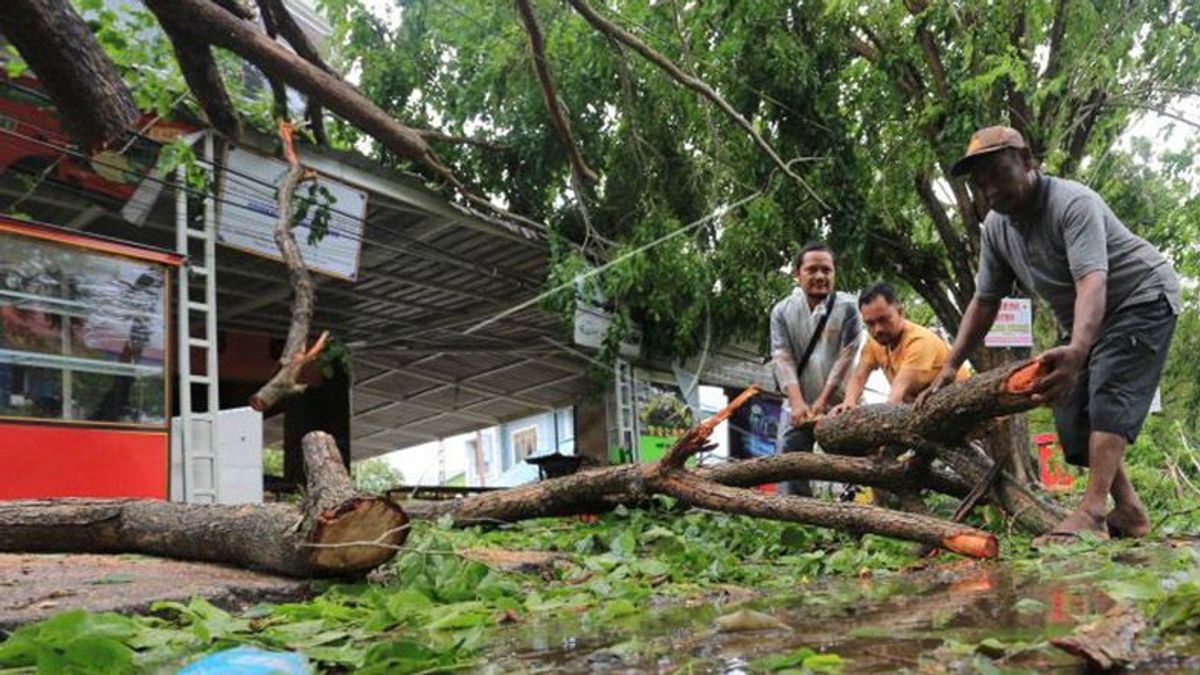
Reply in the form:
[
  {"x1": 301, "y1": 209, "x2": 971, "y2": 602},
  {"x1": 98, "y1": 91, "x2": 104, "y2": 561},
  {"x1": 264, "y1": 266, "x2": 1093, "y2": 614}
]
[
  {"x1": 914, "y1": 174, "x2": 973, "y2": 306},
  {"x1": 255, "y1": 0, "x2": 291, "y2": 121},
  {"x1": 1061, "y1": 88, "x2": 1107, "y2": 176},
  {"x1": 566, "y1": 0, "x2": 825, "y2": 207},
  {"x1": 1004, "y1": 0, "x2": 1037, "y2": 153},
  {"x1": 143, "y1": 0, "x2": 546, "y2": 232},
  {"x1": 515, "y1": 0, "x2": 599, "y2": 185},
  {"x1": 0, "y1": 0, "x2": 139, "y2": 151},
  {"x1": 167, "y1": 33, "x2": 243, "y2": 140},
  {"x1": 1037, "y1": 0, "x2": 1071, "y2": 132},
  {"x1": 250, "y1": 121, "x2": 325, "y2": 412}
]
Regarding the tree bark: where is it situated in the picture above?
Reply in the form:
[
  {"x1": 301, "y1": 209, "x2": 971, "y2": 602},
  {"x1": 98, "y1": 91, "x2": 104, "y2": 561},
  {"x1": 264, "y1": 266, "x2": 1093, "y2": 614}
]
[
  {"x1": 0, "y1": 432, "x2": 408, "y2": 578},
  {"x1": 165, "y1": 32, "x2": 242, "y2": 141},
  {"x1": 0, "y1": 0, "x2": 139, "y2": 151},
  {"x1": 249, "y1": 122, "x2": 325, "y2": 413},
  {"x1": 515, "y1": 0, "x2": 599, "y2": 185}
]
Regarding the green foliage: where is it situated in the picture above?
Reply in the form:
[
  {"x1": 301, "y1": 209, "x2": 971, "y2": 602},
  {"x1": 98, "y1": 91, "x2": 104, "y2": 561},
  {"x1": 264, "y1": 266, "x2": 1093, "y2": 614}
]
[
  {"x1": 350, "y1": 458, "x2": 405, "y2": 494},
  {"x1": 317, "y1": 0, "x2": 1200, "y2": 364},
  {"x1": 262, "y1": 446, "x2": 284, "y2": 478},
  {"x1": 750, "y1": 646, "x2": 843, "y2": 673}
]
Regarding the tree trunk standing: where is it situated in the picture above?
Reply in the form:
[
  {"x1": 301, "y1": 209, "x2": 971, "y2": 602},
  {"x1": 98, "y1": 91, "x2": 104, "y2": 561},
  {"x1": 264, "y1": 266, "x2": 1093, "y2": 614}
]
[
  {"x1": 0, "y1": 0, "x2": 139, "y2": 151},
  {"x1": 0, "y1": 433, "x2": 408, "y2": 578},
  {"x1": 972, "y1": 346, "x2": 1039, "y2": 486}
]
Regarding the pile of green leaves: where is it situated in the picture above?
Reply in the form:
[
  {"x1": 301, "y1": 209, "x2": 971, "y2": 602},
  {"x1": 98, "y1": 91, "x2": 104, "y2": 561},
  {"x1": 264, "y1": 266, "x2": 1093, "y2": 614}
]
[{"x1": 0, "y1": 500, "x2": 918, "y2": 673}]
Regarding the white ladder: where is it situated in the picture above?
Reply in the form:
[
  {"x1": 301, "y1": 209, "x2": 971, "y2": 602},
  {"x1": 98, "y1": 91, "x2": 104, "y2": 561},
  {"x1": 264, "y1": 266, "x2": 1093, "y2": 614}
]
[
  {"x1": 611, "y1": 358, "x2": 638, "y2": 462},
  {"x1": 174, "y1": 132, "x2": 221, "y2": 504}
]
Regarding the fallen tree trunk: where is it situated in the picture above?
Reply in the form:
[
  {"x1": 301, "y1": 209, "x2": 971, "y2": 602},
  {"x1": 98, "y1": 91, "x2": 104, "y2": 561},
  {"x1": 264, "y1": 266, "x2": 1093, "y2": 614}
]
[
  {"x1": 406, "y1": 361, "x2": 1065, "y2": 553},
  {"x1": 407, "y1": 448, "x2": 972, "y2": 523},
  {"x1": 0, "y1": 432, "x2": 408, "y2": 578}
]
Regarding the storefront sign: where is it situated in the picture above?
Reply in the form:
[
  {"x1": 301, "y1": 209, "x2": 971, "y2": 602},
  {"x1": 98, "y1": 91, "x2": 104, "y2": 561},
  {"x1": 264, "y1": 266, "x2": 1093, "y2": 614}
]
[
  {"x1": 217, "y1": 147, "x2": 367, "y2": 281},
  {"x1": 984, "y1": 297, "x2": 1033, "y2": 348}
]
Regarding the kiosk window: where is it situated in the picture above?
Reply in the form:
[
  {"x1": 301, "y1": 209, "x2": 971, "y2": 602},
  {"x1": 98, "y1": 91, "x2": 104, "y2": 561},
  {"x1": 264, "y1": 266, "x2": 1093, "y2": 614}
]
[{"x1": 0, "y1": 232, "x2": 168, "y2": 426}]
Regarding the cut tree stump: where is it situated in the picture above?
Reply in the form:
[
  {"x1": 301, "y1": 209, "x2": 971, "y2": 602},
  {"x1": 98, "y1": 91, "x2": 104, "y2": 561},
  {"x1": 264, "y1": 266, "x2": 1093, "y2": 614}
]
[{"x1": 0, "y1": 432, "x2": 408, "y2": 578}]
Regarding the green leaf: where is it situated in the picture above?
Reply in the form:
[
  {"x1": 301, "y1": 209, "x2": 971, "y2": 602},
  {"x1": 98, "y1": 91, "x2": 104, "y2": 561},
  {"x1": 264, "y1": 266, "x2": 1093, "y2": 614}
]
[{"x1": 601, "y1": 599, "x2": 638, "y2": 620}]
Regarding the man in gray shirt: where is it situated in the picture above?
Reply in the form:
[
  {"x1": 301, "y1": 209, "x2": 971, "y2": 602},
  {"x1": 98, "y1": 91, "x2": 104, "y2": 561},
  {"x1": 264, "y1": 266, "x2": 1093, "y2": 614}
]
[
  {"x1": 770, "y1": 242, "x2": 862, "y2": 496},
  {"x1": 921, "y1": 126, "x2": 1180, "y2": 545}
]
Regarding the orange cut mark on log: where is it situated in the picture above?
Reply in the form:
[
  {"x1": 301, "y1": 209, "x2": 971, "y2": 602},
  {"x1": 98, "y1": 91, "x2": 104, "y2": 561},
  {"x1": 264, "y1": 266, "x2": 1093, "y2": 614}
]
[
  {"x1": 1004, "y1": 361, "x2": 1044, "y2": 394},
  {"x1": 940, "y1": 532, "x2": 999, "y2": 559}
]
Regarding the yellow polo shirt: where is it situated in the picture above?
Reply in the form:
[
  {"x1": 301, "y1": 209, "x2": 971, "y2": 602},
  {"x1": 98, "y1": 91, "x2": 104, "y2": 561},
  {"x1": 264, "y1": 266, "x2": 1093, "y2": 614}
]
[{"x1": 861, "y1": 320, "x2": 970, "y2": 392}]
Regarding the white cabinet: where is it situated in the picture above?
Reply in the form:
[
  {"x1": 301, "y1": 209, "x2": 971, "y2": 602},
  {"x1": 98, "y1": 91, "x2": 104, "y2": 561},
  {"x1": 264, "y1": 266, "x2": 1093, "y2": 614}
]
[{"x1": 170, "y1": 407, "x2": 263, "y2": 504}]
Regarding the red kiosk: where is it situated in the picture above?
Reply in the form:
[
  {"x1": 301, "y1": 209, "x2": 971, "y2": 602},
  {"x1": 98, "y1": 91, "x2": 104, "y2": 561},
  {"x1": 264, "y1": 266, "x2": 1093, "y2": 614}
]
[{"x1": 0, "y1": 216, "x2": 181, "y2": 499}]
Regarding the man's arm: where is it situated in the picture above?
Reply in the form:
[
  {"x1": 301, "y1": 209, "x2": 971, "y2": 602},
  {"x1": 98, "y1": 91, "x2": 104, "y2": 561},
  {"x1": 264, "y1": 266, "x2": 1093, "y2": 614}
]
[
  {"x1": 887, "y1": 368, "x2": 924, "y2": 404},
  {"x1": 830, "y1": 357, "x2": 872, "y2": 415},
  {"x1": 1032, "y1": 270, "x2": 1106, "y2": 402}
]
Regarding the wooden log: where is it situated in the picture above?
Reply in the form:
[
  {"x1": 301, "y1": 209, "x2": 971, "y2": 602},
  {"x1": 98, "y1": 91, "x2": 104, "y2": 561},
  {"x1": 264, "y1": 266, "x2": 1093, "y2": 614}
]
[
  {"x1": 814, "y1": 360, "x2": 1043, "y2": 454},
  {"x1": 0, "y1": 0, "x2": 139, "y2": 151},
  {"x1": 0, "y1": 432, "x2": 407, "y2": 578},
  {"x1": 409, "y1": 447, "x2": 972, "y2": 523}
]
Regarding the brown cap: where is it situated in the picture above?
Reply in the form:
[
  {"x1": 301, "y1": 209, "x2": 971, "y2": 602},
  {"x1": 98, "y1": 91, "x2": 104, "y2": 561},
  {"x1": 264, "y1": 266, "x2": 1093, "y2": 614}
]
[{"x1": 949, "y1": 126, "x2": 1028, "y2": 176}]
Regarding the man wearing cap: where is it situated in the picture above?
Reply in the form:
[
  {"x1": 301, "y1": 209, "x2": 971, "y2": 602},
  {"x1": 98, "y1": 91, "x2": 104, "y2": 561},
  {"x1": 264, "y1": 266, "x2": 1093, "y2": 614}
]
[
  {"x1": 770, "y1": 242, "x2": 862, "y2": 497},
  {"x1": 920, "y1": 126, "x2": 1181, "y2": 544}
]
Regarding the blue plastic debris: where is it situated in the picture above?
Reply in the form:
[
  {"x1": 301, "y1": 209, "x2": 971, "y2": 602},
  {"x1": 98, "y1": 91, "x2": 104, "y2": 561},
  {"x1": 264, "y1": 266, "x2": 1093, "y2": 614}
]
[{"x1": 177, "y1": 646, "x2": 312, "y2": 674}]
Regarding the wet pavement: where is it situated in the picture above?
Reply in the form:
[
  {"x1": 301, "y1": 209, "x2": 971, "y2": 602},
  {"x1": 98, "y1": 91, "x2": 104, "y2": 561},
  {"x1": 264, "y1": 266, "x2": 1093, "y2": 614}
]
[
  {"x1": 0, "y1": 553, "x2": 310, "y2": 632},
  {"x1": 478, "y1": 543, "x2": 1200, "y2": 673}
]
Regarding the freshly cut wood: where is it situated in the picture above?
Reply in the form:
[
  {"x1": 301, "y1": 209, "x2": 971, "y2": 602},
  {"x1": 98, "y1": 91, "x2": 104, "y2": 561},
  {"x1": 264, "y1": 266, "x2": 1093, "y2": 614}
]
[
  {"x1": 0, "y1": 432, "x2": 407, "y2": 578},
  {"x1": 0, "y1": 0, "x2": 139, "y2": 151}
]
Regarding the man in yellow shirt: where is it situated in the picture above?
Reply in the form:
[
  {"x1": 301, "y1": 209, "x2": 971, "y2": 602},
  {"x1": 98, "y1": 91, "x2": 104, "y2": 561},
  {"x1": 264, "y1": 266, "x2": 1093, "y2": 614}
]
[{"x1": 832, "y1": 283, "x2": 968, "y2": 413}]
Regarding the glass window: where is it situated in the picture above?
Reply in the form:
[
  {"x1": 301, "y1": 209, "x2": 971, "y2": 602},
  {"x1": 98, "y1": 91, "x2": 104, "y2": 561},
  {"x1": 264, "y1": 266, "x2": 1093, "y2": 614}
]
[
  {"x1": 0, "y1": 231, "x2": 168, "y2": 426},
  {"x1": 512, "y1": 426, "x2": 538, "y2": 461}
]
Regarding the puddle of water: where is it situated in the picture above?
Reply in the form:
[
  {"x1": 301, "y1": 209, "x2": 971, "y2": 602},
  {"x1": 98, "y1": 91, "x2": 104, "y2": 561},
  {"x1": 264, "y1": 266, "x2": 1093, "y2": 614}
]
[{"x1": 475, "y1": 544, "x2": 1200, "y2": 673}]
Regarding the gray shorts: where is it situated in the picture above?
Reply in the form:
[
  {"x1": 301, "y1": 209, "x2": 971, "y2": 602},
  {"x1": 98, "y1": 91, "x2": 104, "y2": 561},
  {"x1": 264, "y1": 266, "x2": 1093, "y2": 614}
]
[{"x1": 1054, "y1": 295, "x2": 1177, "y2": 467}]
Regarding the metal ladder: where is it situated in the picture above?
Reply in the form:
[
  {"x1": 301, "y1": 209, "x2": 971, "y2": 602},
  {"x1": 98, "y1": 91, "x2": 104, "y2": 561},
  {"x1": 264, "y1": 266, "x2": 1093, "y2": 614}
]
[
  {"x1": 174, "y1": 132, "x2": 220, "y2": 504},
  {"x1": 611, "y1": 358, "x2": 638, "y2": 462}
]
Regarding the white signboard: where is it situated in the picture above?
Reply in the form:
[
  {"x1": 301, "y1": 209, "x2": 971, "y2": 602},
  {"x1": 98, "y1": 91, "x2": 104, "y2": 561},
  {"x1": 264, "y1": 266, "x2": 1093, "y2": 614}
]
[
  {"x1": 217, "y1": 147, "x2": 367, "y2": 281},
  {"x1": 984, "y1": 297, "x2": 1033, "y2": 347},
  {"x1": 573, "y1": 300, "x2": 642, "y2": 358}
]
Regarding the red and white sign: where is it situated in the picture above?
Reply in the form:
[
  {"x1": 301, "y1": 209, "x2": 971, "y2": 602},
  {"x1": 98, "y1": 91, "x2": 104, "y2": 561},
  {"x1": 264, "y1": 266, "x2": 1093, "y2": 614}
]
[{"x1": 985, "y1": 297, "x2": 1033, "y2": 348}]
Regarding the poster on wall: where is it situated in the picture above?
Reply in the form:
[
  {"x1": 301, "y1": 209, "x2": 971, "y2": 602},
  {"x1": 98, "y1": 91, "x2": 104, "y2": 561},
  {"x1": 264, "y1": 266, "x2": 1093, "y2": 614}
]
[
  {"x1": 727, "y1": 393, "x2": 782, "y2": 459},
  {"x1": 984, "y1": 297, "x2": 1033, "y2": 348},
  {"x1": 633, "y1": 370, "x2": 695, "y2": 464},
  {"x1": 216, "y1": 146, "x2": 367, "y2": 281}
]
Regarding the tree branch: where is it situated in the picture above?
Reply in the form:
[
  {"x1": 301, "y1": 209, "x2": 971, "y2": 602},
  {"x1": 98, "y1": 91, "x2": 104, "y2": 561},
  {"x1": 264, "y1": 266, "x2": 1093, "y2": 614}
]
[
  {"x1": 253, "y1": 0, "x2": 289, "y2": 121},
  {"x1": 566, "y1": 0, "x2": 825, "y2": 207},
  {"x1": 515, "y1": 0, "x2": 599, "y2": 185},
  {"x1": 0, "y1": 0, "x2": 139, "y2": 151},
  {"x1": 250, "y1": 120, "x2": 324, "y2": 412},
  {"x1": 1037, "y1": 0, "x2": 1071, "y2": 132},
  {"x1": 914, "y1": 174, "x2": 973, "y2": 306},
  {"x1": 143, "y1": 0, "x2": 547, "y2": 232}
]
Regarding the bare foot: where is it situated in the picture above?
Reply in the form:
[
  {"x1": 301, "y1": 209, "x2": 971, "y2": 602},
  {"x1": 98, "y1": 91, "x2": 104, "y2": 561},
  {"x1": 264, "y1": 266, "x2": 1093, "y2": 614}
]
[
  {"x1": 1106, "y1": 504, "x2": 1151, "y2": 538},
  {"x1": 1031, "y1": 509, "x2": 1109, "y2": 548}
]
